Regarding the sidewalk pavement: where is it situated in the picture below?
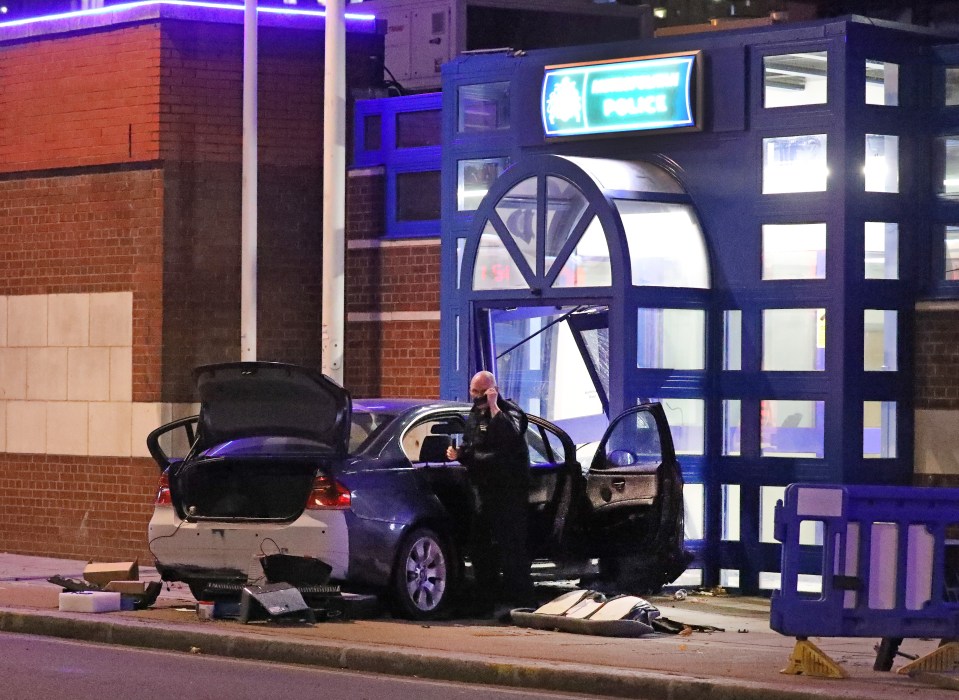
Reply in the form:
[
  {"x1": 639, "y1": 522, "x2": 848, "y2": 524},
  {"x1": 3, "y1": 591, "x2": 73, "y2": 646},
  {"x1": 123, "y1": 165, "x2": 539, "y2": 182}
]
[{"x1": 0, "y1": 552, "x2": 952, "y2": 700}]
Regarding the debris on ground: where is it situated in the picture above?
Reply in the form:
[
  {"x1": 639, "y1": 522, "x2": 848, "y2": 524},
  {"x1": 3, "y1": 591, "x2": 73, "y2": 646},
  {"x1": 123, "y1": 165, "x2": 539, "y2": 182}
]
[{"x1": 48, "y1": 559, "x2": 161, "y2": 611}]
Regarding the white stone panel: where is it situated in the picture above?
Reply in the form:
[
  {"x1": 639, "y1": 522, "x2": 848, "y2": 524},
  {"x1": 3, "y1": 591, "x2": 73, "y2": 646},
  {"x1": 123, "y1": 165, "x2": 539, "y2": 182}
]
[
  {"x1": 109, "y1": 347, "x2": 132, "y2": 402},
  {"x1": 46, "y1": 401, "x2": 89, "y2": 455},
  {"x1": 6, "y1": 401, "x2": 46, "y2": 453},
  {"x1": 48, "y1": 294, "x2": 90, "y2": 347},
  {"x1": 89, "y1": 402, "x2": 132, "y2": 456},
  {"x1": 0, "y1": 348, "x2": 27, "y2": 400},
  {"x1": 26, "y1": 347, "x2": 68, "y2": 400},
  {"x1": 67, "y1": 347, "x2": 111, "y2": 401},
  {"x1": 8, "y1": 295, "x2": 47, "y2": 347},
  {"x1": 90, "y1": 292, "x2": 133, "y2": 347},
  {"x1": 915, "y1": 408, "x2": 959, "y2": 475}
]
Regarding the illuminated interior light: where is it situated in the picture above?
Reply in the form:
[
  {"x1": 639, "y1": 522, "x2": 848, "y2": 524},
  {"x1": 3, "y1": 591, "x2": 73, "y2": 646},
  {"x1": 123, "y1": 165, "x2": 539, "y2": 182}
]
[
  {"x1": 0, "y1": 0, "x2": 376, "y2": 31},
  {"x1": 653, "y1": 7, "x2": 667, "y2": 19}
]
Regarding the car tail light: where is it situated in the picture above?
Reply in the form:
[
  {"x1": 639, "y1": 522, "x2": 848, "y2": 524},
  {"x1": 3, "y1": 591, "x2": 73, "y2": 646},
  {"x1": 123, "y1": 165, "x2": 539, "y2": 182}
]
[
  {"x1": 155, "y1": 472, "x2": 172, "y2": 507},
  {"x1": 306, "y1": 475, "x2": 351, "y2": 510}
]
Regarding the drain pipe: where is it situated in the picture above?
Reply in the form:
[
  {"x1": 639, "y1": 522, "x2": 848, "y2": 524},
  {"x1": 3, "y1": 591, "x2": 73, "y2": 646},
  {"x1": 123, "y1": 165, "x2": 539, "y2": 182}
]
[
  {"x1": 322, "y1": 0, "x2": 345, "y2": 384},
  {"x1": 240, "y1": 0, "x2": 258, "y2": 361}
]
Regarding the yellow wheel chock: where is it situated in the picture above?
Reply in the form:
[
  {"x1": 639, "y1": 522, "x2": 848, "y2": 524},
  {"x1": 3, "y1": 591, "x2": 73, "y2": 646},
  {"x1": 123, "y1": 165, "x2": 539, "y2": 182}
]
[
  {"x1": 897, "y1": 641, "x2": 959, "y2": 676},
  {"x1": 781, "y1": 638, "x2": 848, "y2": 678}
]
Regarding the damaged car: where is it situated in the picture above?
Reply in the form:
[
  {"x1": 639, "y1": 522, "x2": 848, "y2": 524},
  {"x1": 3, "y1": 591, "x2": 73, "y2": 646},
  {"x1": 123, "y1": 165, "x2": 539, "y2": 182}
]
[{"x1": 147, "y1": 362, "x2": 690, "y2": 620}]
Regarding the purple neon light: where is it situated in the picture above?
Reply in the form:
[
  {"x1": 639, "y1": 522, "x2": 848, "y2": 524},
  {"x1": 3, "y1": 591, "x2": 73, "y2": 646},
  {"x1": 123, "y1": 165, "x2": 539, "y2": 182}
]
[{"x1": 0, "y1": 1, "x2": 376, "y2": 30}]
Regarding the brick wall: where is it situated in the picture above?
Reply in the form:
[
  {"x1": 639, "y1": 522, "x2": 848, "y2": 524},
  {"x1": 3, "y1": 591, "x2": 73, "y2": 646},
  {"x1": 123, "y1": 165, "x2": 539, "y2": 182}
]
[
  {"x1": 915, "y1": 307, "x2": 959, "y2": 410},
  {"x1": 344, "y1": 168, "x2": 442, "y2": 398},
  {"x1": 0, "y1": 454, "x2": 157, "y2": 562},
  {"x1": 0, "y1": 169, "x2": 164, "y2": 401},
  {"x1": 0, "y1": 24, "x2": 161, "y2": 172}
]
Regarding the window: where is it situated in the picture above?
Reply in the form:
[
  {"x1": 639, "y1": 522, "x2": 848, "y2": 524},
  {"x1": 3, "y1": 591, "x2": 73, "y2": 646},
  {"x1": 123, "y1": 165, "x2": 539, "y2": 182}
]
[
  {"x1": 637, "y1": 308, "x2": 705, "y2": 370},
  {"x1": 763, "y1": 134, "x2": 828, "y2": 194},
  {"x1": 457, "y1": 82, "x2": 510, "y2": 132},
  {"x1": 762, "y1": 223, "x2": 826, "y2": 279},
  {"x1": 763, "y1": 308, "x2": 826, "y2": 371},
  {"x1": 864, "y1": 309, "x2": 897, "y2": 371},
  {"x1": 457, "y1": 157, "x2": 508, "y2": 211},
  {"x1": 473, "y1": 222, "x2": 527, "y2": 290},
  {"x1": 947, "y1": 226, "x2": 959, "y2": 281},
  {"x1": 616, "y1": 200, "x2": 709, "y2": 288},
  {"x1": 722, "y1": 484, "x2": 740, "y2": 540},
  {"x1": 864, "y1": 401, "x2": 896, "y2": 459},
  {"x1": 553, "y1": 217, "x2": 612, "y2": 288},
  {"x1": 395, "y1": 171, "x2": 440, "y2": 222},
  {"x1": 866, "y1": 61, "x2": 899, "y2": 106},
  {"x1": 761, "y1": 400, "x2": 825, "y2": 458},
  {"x1": 495, "y1": 177, "x2": 537, "y2": 273},
  {"x1": 652, "y1": 398, "x2": 705, "y2": 456},
  {"x1": 763, "y1": 52, "x2": 827, "y2": 108},
  {"x1": 865, "y1": 222, "x2": 899, "y2": 279},
  {"x1": 937, "y1": 137, "x2": 959, "y2": 197},
  {"x1": 684, "y1": 483, "x2": 705, "y2": 539},
  {"x1": 946, "y1": 67, "x2": 959, "y2": 106},
  {"x1": 724, "y1": 310, "x2": 742, "y2": 371},
  {"x1": 722, "y1": 400, "x2": 741, "y2": 456},
  {"x1": 865, "y1": 134, "x2": 899, "y2": 193},
  {"x1": 395, "y1": 109, "x2": 441, "y2": 148}
]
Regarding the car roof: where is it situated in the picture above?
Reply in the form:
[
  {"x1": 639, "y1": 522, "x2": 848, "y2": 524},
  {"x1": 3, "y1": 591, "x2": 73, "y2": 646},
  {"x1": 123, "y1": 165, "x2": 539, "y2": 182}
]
[{"x1": 352, "y1": 398, "x2": 469, "y2": 413}]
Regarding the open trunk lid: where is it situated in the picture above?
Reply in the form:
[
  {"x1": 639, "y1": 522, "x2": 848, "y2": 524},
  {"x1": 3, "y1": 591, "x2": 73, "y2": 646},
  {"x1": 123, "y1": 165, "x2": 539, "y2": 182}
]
[{"x1": 192, "y1": 362, "x2": 351, "y2": 454}]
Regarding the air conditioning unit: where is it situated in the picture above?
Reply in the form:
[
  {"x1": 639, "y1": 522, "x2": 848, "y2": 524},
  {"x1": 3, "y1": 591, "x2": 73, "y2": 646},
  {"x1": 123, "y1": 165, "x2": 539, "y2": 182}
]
[{"x1": 353, "y1": 0, "x2": 653, "y2": 91}]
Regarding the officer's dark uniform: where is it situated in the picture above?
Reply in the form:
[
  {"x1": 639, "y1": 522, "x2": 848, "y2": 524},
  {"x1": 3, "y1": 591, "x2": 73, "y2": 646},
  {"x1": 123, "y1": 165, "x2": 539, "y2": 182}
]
[{"x1": 457, "y1": 394, "x2": 534, "y2": 612}]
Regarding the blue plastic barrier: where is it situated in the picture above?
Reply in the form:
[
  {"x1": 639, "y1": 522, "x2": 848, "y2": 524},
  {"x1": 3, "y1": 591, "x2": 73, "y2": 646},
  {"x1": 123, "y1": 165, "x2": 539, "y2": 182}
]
[{"x1": 770, "y1": 483, "x2": 959, "y2": 639}]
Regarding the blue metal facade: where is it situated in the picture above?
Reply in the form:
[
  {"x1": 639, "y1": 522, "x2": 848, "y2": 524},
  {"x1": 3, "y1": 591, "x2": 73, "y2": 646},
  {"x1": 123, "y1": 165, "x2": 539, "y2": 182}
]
[{"x1": 427, "y1": 16, "x2": 959, "y2": 593}]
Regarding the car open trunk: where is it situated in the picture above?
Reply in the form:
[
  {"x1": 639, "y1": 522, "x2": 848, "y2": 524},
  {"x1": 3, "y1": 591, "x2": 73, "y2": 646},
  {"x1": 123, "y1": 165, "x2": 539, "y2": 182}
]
[{"x1": 170, "y1": 456, "x2": 319, "y2": 521}]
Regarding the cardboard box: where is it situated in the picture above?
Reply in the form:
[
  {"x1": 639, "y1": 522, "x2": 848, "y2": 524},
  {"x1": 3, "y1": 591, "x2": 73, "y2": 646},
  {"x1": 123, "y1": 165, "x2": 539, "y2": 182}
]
[
  {"x1": 83, "y1": 560, "x2": 138, "y2": 588},
  {"x1": 104, "y1": 580, "x2": 147, "y2": 595}
]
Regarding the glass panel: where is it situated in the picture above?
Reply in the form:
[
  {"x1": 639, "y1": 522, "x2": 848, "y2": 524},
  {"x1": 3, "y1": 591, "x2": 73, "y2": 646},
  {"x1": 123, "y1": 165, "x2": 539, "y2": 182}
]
[
  {"x1": 579, "y1": 325, "x2": 610, "y2": 403},
  {"x1": 616, "y1": 200, "x2": 709, "y2": 288},
  {"x1": 673, "y1": 569, "x2": 703, "y2": 587},
  {"x1": 495, "y1": 177, "x2": 538, "y2": 274},
  {"x1": 865, "y1": 134, "x2": 899, "y2": 193},
  {"x1": 395, "y1": 109, "x2": 441, "y2": 148},
  {"x1": 763, "y1": 51, "x2": 828, "y2": 108},
  {"x1": 724, "y1": 310, "x2": 742, "y2": 371},
  {"x1": 653, "y1": 398, "x2": 705, "y2": 456},
  {"x1": 760, "y1": 485, "x2": 785, "y2": 543},
  {"x1": 946, "y1": 67, "x2": 959, "y2": 106},
  {"x1": 864, "y1": 309, "x2": 898, "y2": 371},
  {"x1": 721, "y1": 569, "x2": 740, "y2": 588},
  {"x1": 560, "y1": 156, "x2": 683, "y2": 194},
  {"x1": 544, "y1": 176, "x2": 589, "y2": 271},
  {"x1": 762, "y1": 134, "x2": 828, "y2": 194},
  {"x1": 865, "y1": 222, "x2": 899, "y2": 279},
  {"x1": 762, "y1": 223, "x2": 826, "y2": 279},
  {"x1": 684, "y1": 483, "x2": 704, "y2": 540},
  {"x1": 759, "y1": 572, "x2": 782, "y2": 590},
  {"x1": 457, "y1": 82, "x2": 509, "y2": 132},
  {"x1": 490, "y1": 306, "x2": 604, "y2": 422},
  {"x1": 864, "y1": 401, "x2": 897, "y2": 459},
  {"x1": 553, "y1": 217, "x2": 612, "y2": 288},
  {"x1": 396, "y1": 171, "x2": 440, "y2": 221},
  {"x1": 457, "y1": 157, "x2": 507, "y2": 211},
  {"x1": 947, "y1": 225, "x2": 959, "y2": 281},
  {"x1": 762, "y1": 308, "x2": 826, "y2": 371},
  {"x1": 723, "y1": 400, "x2": 741, "y2": 456},
  {"x1": 456, "y1": 237, "x2": 466, "y2": 289},
  {"x1": 472, "y1": 222, "x2": 528, "y2": 290},
  {"x1": 637, "y1": 308, "x2": 705, "y2": 370},
  {"x1": 722, "y1": 484, "x2": 740, "y2": 540},
  {"x1": 938, "y1": 137, "x2": 959, "y2": 197},
  {"x1": 866, "y1": 61, "x2": 899, "y2": 106},
  {"x1": 761, "y1": 400, "x2": 825, "y2": 458},
  {"x1": 603, "y1": 410, "x2": 662, "y2": 464},
  {"x1": 363, "y1": 113, "x2": 381, "y2": 151}
]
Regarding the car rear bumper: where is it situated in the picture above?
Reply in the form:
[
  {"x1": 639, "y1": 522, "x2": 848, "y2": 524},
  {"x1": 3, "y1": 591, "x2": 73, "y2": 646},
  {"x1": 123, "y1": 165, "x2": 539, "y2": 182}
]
[{"x1": 147, "y1": 508, "x2": 350, "y2": 584}]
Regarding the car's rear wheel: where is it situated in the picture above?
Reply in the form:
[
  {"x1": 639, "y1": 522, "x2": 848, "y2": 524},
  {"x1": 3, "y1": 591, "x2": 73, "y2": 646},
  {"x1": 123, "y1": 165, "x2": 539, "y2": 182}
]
[{"x1": 391, "y1": 526, "x2": 455, "y2": 620}]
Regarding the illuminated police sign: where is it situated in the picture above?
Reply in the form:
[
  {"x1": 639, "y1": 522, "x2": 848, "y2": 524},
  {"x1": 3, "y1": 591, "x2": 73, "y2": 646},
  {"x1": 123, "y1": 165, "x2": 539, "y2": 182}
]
[{"x1": 541, "y1": 52, "x2": 700, "y2": 138}]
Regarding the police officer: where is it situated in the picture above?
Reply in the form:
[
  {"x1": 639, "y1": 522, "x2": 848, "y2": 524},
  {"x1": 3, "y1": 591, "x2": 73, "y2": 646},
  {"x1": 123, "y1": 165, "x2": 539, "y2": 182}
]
[{"x1": 447, "y1": 370, "x2": 534, "y2": 616}]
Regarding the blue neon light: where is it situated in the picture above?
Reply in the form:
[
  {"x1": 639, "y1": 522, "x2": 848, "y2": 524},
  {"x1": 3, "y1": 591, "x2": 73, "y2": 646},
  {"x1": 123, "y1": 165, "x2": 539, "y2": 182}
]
[{"x1": 0, "y1": 1, "x2": 376, "y2": 31}]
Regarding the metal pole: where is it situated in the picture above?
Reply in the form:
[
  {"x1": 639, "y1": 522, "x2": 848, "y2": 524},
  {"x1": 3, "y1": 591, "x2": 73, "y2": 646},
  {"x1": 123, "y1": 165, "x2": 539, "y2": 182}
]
[
  {"x1": 322, "y1": 0, "x2": 345, "y2": 383},
  {"x1": 240, "y1": 0, "x2": 258, "y2": 361}
]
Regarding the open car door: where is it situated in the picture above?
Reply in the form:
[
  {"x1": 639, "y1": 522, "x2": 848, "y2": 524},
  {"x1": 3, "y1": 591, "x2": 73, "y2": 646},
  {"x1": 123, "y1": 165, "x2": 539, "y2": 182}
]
[{"x1": 585, "y1": 402, "x2": 691, "y2": 592}]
